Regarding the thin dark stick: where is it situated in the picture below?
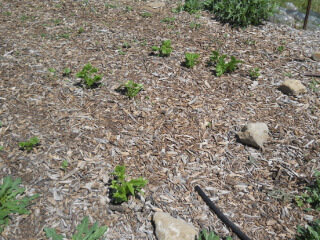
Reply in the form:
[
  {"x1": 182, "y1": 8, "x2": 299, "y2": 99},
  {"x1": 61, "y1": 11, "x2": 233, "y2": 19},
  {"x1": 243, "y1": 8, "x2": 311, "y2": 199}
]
[
  {"x1": 195, "y1": 185, "x2": 253, "y2": 240},
  {"x1": 303, "y1": 0, "x2": 312, "y2": 30},
  {"x1": 304, "y1": 73, "x2": 320, "y2": 78}
]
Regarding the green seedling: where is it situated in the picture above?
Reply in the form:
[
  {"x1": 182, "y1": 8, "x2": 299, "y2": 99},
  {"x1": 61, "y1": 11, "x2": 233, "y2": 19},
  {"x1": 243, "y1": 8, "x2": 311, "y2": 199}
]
[
  {"x1": 277, "y1": 45, "x2": 284, "y2": 52},
  {"x1": 184, "y1": 53, "x2": 200, "y2": 68},
  {"x1": 141, "y1": 12, "x2": 152, "y2": 18},
  {"x1": 0, "y1": 146, "x2": 3, "y2": 151},
  {"x1": 197, "y1": 229, "x2": 233, "y2": 240},
  {"x1": 152, "y1": 40, "x2": 173, "y2": 57},
  {"x1": 249, "y1": 68, "x2": 261, "y2": 79},
  {"x1": 172, "y1": 4, "x2": 184, "y2": 13},
  {"x1": 125, "y1": 6, "x2": 133, "y2": 11},
  {"x1": 284, "y1": 72, "x2": 292, "y2": 77},
  {"x1": 75, "y1": 63, "x2": 103, "y2": 88},
  {"x1": 309, "y1": 78, "x2": 320, "y2": 92},
  {"x1": 161, "y1": 17, "x2": 176, "y2": 23},
  {"x1": 78, "y1": 27, "x2": 85, "y2": 34},
  {"x1": 61, "y1": 160, "x2": 69, "y2": 171},
  {"x1": 110, "y1": 165, "x2": 148, "y2": 203},
  {"x1": 57, "y1": 33, "x2": 70, "y2": 39},
  {"x1": 48, "y1": 68, "x2": 56, "y2": 74},
  {"x1": 296, "y1": 170, "x2": 320, "y2": 211},
  {"x1": 19, "y1": 137, "x2": 40, "y2": 151},
  {"x1": 117, "y1": 80, "x2": 143, "y2": 99},
  {"x1": 122, "y1": 42, "x2": 131, "y2": 49},
  {"x1": 0, "y1": 176, "x2": 39, "y2": 233},
  {"x1": 209, "y1": 51, "x2": 242, "y2": 76},
  {"x1": 105, "y1": 3, "x2": 117, "y2": 8},
  {"x1": 296, "y1": 219, "x2": 320, "y2": 240},
  {"x1": 63, "y1": 67, "x2": 71, "y2": 76},
  {"x1": 190, "y1": 21, "x2": 201, "y2": 29},
  {"x1": 44, "y1": 216, "x2": 107, "y2": 240}
]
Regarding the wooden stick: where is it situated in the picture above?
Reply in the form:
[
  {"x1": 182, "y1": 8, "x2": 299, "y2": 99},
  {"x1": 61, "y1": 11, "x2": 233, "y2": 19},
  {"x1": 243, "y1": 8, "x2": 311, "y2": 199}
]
[{"x1": 304, "y1": 73, "x2": 320, "y2": 78}]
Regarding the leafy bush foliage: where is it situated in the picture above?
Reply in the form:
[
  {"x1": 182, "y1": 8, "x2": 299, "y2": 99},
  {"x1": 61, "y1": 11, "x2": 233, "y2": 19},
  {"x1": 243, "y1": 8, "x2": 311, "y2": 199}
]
[
  {"x1": 44, "y1": 216, "x2": 108, "y2": 240},
  {"x1": 0, "y1": 176, "x2": 39, "y2": 233},
  {"x1": 110, "y1": 165, "x2": 148, "y2": 203},
  {"x1": 75, "y1": 63, "x2": 103, "y2": 88},
  {"x1": 296, "y1": 219, "x2": 320, "y2": 240},
  {"x1": 204, "y1": 0, "x2": 276, "y2": 27},
  {"x1": 183, "y1": 0, "x2": 204, "y2": 14}
]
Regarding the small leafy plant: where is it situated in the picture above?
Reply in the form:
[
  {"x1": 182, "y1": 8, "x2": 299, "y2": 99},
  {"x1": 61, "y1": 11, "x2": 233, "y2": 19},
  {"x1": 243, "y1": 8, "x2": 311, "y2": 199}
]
[
  {"x1": 117, "y1": 80, "x2": 143, "y2": 99},
  {"x1": 184, "y1": 53, "x2": 200, "y2": 68},
  {"x1": 249, "y1": 68, "x2": 261, "y2": 79},
  {"x1": 75, "y1": 63, "x2": 103, "y2": 88},
  {"x1": 209, "y1": 51, "x2": 242, "y2": 76},
  {"x1": 197, "y1": 229, "x2": 233, "y2": 240},
  {"x1": 296, "y1": 170, "x2": 320, "y2": 211},
  {"x1": 309, "y1": 78, "x2": 320, "y2": 93},
  {"x1": 62, "y1": 67, "x2": 71, "y2": 76},
  {"x1": 296, "y1": 219, "x2": 320, "y2": 240},
  {"x1": 161, "y1": 17, "x2": 176, "y2": 23},
  {"x1": 110, "y1": 165, "x2": 148, "y2": 203},
  {"x1": 141, "y1": 12, "x2": 152, "y2": 18},
  {"x1": 61, "y1": 160, "x2": 69, "y2": 171},
  {"x1": 19, "y1": 137, "x2": 40, "y2": 151},
  {"x1": 152, "y1": 40, "x2": 173, "y2": 57},
  {"x1": 0, "y1": 176, "x2": 39, "y2": 233},
  {"x1": 44, "y1": 216, "x2": 108, "y2": 240}
]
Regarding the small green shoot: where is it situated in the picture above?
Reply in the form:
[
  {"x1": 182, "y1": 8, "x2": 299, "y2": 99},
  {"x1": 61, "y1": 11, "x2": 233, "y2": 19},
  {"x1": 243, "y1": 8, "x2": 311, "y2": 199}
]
[
  {"x1": 296, "y1": 219, "x2": 320, "y2": 240},
  {"x1": 110, "y1": 165, "x2": 148, "y2": 203},
  {"x1": 105, "y1": 3, "x2": 117, "y2": 8},
  {"x1": 0, "y1": 176, "x2": 39, "y2": 233},
  {"x1": 0, "y1": 146, "x2": 3, "y2": 151},
  {"x1": 125, "y1": 5, "x2": 133, "y2": 12},
  {"x1": 190, "y1": 21, "x2": 201, "y2": 29},
  {"x1": 184, "y1": 53, "x2": 200, "y2": 68},
  {"x1": 197, "y1": 229, "x2": 233, "y2": 240},
  {"x1": 141, "y1": 12, "x2": 152, "y2": 18},
  {"x1": 172, "y1": 5, "x2": 184, "y2": 13},
  {"x1": 161, "y1": 17, "x2": 176, "y2": 23},
  {"x1": 183, "y1": 0, "x2": 203, "y2": 14},
  {"x1": 19, "y1": 137, "x2": 40, "y2": 151},
  {"x1": 44, "y1": 216, "x2": 108, "y2": 240},
  {"x1": 152, "y1": 40, "x2": 173, "y2": 57},
  {"x1": 48, "y1": 68, "x2": 56, "y2": 74},
  {"x1": 277, "y1": 45, "x2": 285, "y2": 53},
  {"x1": 295, "y1": 170, "x2": 320, "y2": 211},
  {"x1": 78, "y1": 27, "x2": 85, "y2": 34},
  {"x1": 61, "y1": 160, "x2": 69, "y2": 171},
  {"x1": 117, "y1": 80, "x2": 143, "y2": 99},
  {"x1": 209, "y1": 51, "x2": 242, "y2": 77},
  {"x1": 62, "y1": 67, "x2": 71, "y2": 76},
  {"x1": 284, "y1": 72, "x2": 293, "y2": 77},
  {"x1": 309, "y1": 78, "x2": 320, "y2": 92},
  {"x1": 75, "y1": 63, "x2": 103, "y2": 88},
  {"x1": 122, "y1": 42, "x2": 131, "y2": 49},
  {"x1": 249, "y1": 68, "x2": 261, "y2": 79}
]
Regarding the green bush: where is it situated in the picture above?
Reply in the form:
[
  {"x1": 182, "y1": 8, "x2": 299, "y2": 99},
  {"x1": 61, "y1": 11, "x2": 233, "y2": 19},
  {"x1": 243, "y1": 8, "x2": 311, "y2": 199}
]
[
  {"x1": 183, "y1": 0, "x2": 204, "y2": 14},
  {"x1": 204, "y1": 0, "x2": 276, "y2": 27},
  {"x1": 296, "y1": 219, "x2": 320, "y2": 240}
]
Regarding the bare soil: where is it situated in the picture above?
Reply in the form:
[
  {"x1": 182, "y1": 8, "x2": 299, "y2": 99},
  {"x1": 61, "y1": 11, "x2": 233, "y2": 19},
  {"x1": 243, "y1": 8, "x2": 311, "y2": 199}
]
[{"x1": 0, "y1": 0, "x2": 320, "y2": 239}]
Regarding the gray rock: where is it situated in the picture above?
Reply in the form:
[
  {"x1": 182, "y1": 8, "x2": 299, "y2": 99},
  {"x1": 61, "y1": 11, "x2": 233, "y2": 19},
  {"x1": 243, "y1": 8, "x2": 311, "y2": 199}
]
[
  {"x1": 285, "y1": 2, "x2": 298, "y2": 11},
  {"x1": 238, "y1": 123, "x2": 269, "y2": 149},
  {"x1": 312, "y1": 51, "x2": 320, "y2": 61},
  {"x1": 278, "y1": 79, "x2": 307, "y2": 95},
  {"x1": 269, "y1": 13, "x2": 295, "y2": 26},
  {"x1": 153, "y1": 212, "x2": 198, "y2": 240}
]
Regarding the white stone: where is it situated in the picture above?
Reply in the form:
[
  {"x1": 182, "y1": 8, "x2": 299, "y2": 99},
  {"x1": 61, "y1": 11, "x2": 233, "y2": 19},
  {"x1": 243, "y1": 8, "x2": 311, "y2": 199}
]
[
  {"x1": 279, "y1": 79, "x2": 307, "y2": 95},
  {"x1": 153, "y1": 212, "x2": 198, "y2": 240},
  {"x1": 285, "y1": 2, "x2": 298, "y2": 11},
  {"x1": 238, "y1": 123, "x2": 269, "y2": 149}
]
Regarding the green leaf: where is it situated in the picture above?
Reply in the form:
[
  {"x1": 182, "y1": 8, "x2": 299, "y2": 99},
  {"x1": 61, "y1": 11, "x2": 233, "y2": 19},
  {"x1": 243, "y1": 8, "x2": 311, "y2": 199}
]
[
  {"x1": 44, "y1": 228, "x2": 64, "y2": 240},
  {"x1": 71, "y1": 216, "x2": 107, "y2": 240}
]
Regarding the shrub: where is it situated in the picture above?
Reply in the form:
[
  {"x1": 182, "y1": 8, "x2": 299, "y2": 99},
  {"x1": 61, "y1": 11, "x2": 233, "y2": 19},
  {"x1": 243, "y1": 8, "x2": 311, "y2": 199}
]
[{"x1": 204, "y1": 0, "x2": 276, "y2": 27}]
